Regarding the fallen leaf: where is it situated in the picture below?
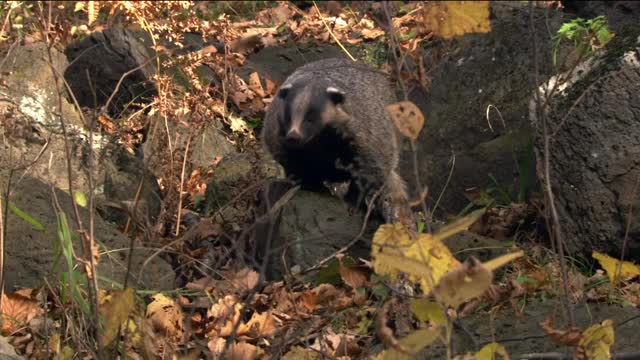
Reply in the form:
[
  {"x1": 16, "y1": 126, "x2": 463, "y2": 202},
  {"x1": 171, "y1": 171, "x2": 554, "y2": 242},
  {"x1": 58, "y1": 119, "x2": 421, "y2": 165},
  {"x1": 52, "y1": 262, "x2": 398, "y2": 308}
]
[
  {"x1": 300, "y1": 284, "x2": 339, "y2": 312},
  {"x1": 248, "y1": 72, "x2": 266, "y2": 98},
  {"x1": 225, "y1": 342, "x2": 258, "y2": 360},
  {"x1": 145, "y1": 293, "x2": 185, "y2": 344},
  {"x1": 1, "y1": 290, "x2": 44, "y2": 335},
  {"x1": 575, "y1": 320, "x2": 614, "y2": 360},
  {"x1": 209, "y1": 295, "x2": 243, "y2": 337},
  {"x1": 339, "y1": 263, "x2": 369, "y2": 289},
  {"x1": 474, "y1": 342, "x2": 511, "y2": 360},
  {"x1": 207, "y1": 337, "x2": 226, "y2": 358},
  {"x1": 539, "y1": 316, "x2": 582, "y2": 346},
  {"x1": 592, "y1": 251, "x2": 640, "y2": 284},
  {"x1": 224, "y1": 268, "x2": 260, "y2": 292},
  {"x1": 99, "y1": 288, "x2": 135, "y2": 347},
  {"x1": 362, "y1": 28, "x2": 385, "y2": 40},
  {"x1": 236, "y1": 311, "x2": 277, "y2": 339}
]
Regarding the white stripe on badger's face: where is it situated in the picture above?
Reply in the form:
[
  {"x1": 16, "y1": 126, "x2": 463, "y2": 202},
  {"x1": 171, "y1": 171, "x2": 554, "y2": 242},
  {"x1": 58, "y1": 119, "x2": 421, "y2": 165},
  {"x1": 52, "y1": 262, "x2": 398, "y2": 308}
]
[{"x1": 287, "y1": 86, "x2": 314, "y2": 140}]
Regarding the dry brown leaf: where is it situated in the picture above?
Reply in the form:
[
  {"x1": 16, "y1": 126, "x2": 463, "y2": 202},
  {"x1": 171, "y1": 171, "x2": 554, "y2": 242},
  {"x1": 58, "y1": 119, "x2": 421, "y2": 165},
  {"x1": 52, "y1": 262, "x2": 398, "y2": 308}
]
[
  {"x1": 185, "y1": 276, "x2": 216, "y2": 291},
  {"x1": 300, "y1": 284, "x2": 339, "y2": 312},
  {"x1": 539, "y1": 316, "x2": 582, "y2": 346},
  {"x1": 237, "y1": 311, "x2": 277, "y2": 339},
  {"x1": 209, "y1": 296, "x2": 243, "y2": 337},
  {"x1": 385, "y1": 101, "x2": 425, "y2": 140},
  {"x1": 339, "y1": 263, "x2": 369, "y2": 289},
  {"x1": 248, "y1": 72, "x2": 266, "y2": 98},
  {"x1": 207, "y1": 337, "x2": 227, "y2": 358},
  {"x1": 145, "y1": 293, "x2": 185, "y2": 344},
  {"x1": 225, "y1": 342, "x2": 258, "y2": 360},
  {"x1": 362, "y1": 28, "x2": 385, "y2": 40},
  {"x1": 224, "y1": 268, "x2": 260, "y2": 292},
  {"x1": 376, "y1": 299, "x2": 409, "y2": 354},
  {"x1": 432, "y1": 257, "x2": 493, "y2": 308},
  {"x1": 0, "y1": 290, "x2": 44, "y2": 335},
  {"x1": 97, "y1": 114, "x2": 117, "y2": 133}
]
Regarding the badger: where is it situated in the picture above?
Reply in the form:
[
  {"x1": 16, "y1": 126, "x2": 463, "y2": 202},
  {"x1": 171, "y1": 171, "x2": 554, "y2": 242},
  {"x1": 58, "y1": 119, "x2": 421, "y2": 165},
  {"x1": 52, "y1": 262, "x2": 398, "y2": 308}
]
[{"x1": 261, "y1": 58, "x2": 413, "y2": 229}]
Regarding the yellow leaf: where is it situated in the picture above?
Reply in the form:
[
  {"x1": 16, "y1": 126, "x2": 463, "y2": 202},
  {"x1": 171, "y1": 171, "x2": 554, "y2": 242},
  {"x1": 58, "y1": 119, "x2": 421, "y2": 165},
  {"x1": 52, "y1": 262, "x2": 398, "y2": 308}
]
[
  {"x1": 385, "y1": 101, "x2": 425, "y2": 140},
  {"x1": 99, "y1": 288, "x2": 135, "y2": 347},
  {"x1": 379, "y1": 328, "x2": 440, "y2": 359},
  {"x1": 433, "y1": 257, "x2": 493, "y2": 308},
  {"x1": 73, "y1": 190, "x2": 87, "y2": 208},
  {"x1": 475, "y1": 342, "x2": 511, "y2": 360},
  {"x1": 372, "y1": 225, "x2": 461, "y2": 293},
  {"x1": 146, "y1": 293, "x2": 185, "y2": 344},
  {"x1": 577, "y1": 320, "x2": 614, "y2": 360},
  {"x1": 423, "y1": 1, "x2": 491, "y2": 39},
  {"x1": 372, "y1": 210, "x2": 484, "y2": 294},
  {"x1": 410, "y1": 299, "x2": 446, "y2": 326},
  {"x1": 592, "y1": 251, "x2": 640, "y2": 284}
]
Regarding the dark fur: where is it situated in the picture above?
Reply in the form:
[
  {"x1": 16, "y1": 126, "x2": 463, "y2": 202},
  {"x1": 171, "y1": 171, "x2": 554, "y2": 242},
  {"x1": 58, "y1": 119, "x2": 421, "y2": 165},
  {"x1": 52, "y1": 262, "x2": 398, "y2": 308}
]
[{"x1": 261, "y1": 58, "x2": 411, "y2": 222}]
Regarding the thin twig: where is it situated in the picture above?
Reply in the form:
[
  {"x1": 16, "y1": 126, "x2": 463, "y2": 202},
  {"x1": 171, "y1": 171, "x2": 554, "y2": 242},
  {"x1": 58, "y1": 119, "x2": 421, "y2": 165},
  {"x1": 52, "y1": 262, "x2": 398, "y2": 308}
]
[
  {"x1": 529, "y1": 0, "x2": 575, "y2": 326},
  {"x1": 174, "y1": 128, "x2": 194, "y2": 236},
  {"x1": 312, "y1": 1, "x2": 355, "y2": 61}
]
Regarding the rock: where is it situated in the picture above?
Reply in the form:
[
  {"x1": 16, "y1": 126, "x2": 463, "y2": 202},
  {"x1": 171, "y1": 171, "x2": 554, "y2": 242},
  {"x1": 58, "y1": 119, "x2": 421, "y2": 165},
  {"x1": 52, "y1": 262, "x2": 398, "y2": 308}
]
[
  {"x1": 398, "y1": 2, "x2": 566, "y2": 216},
  {"x1": 63, "y1": 28, "x2": 235, "y2": 115},
  {"x1": 2, "y1": 175, "x2": 175, "y2": 291},
  {"x1": 0, "y1": 337, "x2": 22, "y2": 360},
  {"x1": 2, "y1": 42, "x2": 83, "y2": 129},
  {"x1": 252, "y1": 180, "x2": 377, "y2": 280},
  {"x1": 238, "y1": 44, "x2": 350, "y2": 84},
  {"x1": 530, "y1": 28, "x2": 640, "y2": 259},
  {"x1": 0, "y1": 42, "x2": 107, "y2": 198},
  {"x1": 100, "y1": 146, "x2": 163, "y2": 226},
  {"x1": 64, "y1": 28, "x2": 156, "y2": 115},
  {"x1": 455, "y1": 299, "x2": 640, "y2": 357},
  {"x1": 1, "y1": 42, "x2": 160, "y2": 228},
  {"x1": 142, "y1": 115, "x2": 237, "y2": 182},
  {"x1": 561, "y1": 1, "x2": 640, "y2": 32}
]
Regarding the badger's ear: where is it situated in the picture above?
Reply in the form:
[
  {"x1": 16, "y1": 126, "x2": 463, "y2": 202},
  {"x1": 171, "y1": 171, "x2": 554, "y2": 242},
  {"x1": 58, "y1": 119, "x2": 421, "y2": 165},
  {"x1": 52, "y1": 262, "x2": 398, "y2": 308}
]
[
  {"x1": 277, "y1": 83, "x2": 293, "y2": 99},
  {"x1": 326, "y1": 86, "x2": 345, "y2": 105}
]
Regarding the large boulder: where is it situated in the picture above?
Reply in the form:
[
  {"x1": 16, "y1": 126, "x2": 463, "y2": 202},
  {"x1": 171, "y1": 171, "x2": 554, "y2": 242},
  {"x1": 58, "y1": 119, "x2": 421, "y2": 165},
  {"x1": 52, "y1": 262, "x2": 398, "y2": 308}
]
[
  {"x1": 398, "y1": 2, "x2": 566, "y2": 216},
  {"x1": 3, "y1": 175, "x2": 175, "y2": 291},
  {"x1": 251, "y1": 180, "x2": 376, "y2": 280},
  {"x1": 530, "y1": 28, "x2": 640, "y2": 259},
  {"x1": 0, "y1": 43, "x2": 175, "y2": 290},
  {"x1": 64, "y1": 28, "x2": 156, "y2": 115}
]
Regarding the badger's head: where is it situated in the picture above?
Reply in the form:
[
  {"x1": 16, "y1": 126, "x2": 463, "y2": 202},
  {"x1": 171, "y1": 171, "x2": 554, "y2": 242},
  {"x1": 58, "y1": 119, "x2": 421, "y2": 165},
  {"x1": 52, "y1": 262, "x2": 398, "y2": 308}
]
[{"x1": 276, "y1": 82, "x2": 350, "y2": 147}]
